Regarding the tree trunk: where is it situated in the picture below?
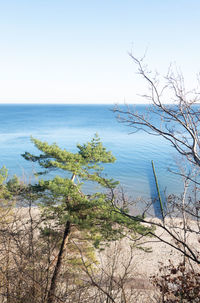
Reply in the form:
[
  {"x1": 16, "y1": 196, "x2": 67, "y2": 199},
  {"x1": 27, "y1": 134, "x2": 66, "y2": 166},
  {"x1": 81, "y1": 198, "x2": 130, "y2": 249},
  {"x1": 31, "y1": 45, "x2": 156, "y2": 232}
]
[{"x1": 46, "y1": 220, "x2": 71, "y2": 303}]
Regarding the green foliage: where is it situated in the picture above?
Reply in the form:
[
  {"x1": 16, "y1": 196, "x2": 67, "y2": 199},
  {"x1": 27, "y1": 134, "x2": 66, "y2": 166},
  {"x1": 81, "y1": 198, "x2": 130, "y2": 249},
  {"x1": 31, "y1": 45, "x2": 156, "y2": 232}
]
[
  {"x1": 0, "y1": 166, "x2": 11, "y2": 200},
  {"x1": 0, "y1": 166, "x2": 18, "y2": 224},
  {"x1": 7, "y1": 174, "x2": 21, "y2": 193},
  {"x1": 23, "y1": 135, "x2": 151, "y2": 248}
]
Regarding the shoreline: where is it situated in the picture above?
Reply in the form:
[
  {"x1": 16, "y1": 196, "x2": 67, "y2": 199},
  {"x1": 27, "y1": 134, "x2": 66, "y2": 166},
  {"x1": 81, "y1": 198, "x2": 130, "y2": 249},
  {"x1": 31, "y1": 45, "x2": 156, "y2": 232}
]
[{"x1": 15, "y1": 206, "x2": 199, "y2": 275}]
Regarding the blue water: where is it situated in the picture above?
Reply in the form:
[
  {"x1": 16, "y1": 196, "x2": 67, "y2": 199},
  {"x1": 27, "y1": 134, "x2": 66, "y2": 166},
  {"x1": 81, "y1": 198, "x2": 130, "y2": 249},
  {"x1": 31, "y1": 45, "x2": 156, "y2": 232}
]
[{"x1": 0, "y1": 104, "x2": 184, "y2": 203}]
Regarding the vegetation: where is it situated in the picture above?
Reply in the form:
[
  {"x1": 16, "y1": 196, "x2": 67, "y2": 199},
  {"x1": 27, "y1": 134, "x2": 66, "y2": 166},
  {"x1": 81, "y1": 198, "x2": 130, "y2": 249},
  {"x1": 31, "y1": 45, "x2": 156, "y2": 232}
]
[
  {"x1": 0, "y1": 135, "x2": 153, "y2": 303},
  {"x1": 0, "y1": 55, "x2": 200, "y2": 302},
  {"x1": 152, "y1": 260, "x2": 200, "y2": 302},
  {"x1": 113, "y1": 53, "x2": 200, "y2": 301}
]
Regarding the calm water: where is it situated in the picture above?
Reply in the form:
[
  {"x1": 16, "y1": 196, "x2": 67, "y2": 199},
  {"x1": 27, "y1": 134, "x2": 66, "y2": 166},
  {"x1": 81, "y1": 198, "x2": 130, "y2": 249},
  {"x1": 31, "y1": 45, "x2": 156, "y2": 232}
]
[{"x1": 0, "y1": 104, "x2": 184, "y2": 203}]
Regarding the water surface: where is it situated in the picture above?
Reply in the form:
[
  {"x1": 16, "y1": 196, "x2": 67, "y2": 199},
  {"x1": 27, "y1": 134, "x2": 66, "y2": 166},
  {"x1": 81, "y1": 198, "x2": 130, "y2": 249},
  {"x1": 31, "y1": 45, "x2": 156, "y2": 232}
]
[{"x1": 0, "y1": 104, "x2": 184, "y2": 203}]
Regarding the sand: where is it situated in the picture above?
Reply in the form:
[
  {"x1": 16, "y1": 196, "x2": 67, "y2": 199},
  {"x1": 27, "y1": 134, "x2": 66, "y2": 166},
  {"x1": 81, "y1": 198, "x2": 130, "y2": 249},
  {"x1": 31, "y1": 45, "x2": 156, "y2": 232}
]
[{"x1": 12, "y1": 207, "x2": 200, "y2": 302}]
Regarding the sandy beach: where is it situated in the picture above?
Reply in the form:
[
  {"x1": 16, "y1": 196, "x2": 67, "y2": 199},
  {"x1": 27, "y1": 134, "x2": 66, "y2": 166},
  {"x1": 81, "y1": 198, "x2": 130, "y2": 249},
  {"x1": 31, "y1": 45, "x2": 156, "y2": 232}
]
[
  {"x1": 12, "y1": 207, "x2": 200, "y2": 302},
  {"x1": 94, "y1": 217, "x2": 200, "y2": 301}
]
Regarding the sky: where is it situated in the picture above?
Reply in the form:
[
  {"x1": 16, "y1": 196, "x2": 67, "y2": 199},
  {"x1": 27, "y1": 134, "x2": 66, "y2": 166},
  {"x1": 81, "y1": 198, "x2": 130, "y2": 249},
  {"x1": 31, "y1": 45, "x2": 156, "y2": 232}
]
[{"x1": 0, "y1": 0, "x2": 200, "y2": 104}]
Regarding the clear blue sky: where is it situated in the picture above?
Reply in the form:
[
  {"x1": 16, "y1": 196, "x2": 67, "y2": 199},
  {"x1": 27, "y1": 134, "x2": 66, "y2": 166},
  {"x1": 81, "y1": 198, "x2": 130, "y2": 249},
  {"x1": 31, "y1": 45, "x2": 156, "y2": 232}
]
[{"x1": 0, "y1": 0, "x2": 200, "y2": 104}]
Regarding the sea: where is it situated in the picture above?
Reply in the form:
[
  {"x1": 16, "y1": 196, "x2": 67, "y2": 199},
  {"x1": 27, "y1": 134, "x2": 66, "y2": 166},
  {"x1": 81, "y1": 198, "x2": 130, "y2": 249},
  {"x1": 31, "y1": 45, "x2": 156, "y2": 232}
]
[{"x1": 0, "y1": 104, "x2": 185, "y2": 212}]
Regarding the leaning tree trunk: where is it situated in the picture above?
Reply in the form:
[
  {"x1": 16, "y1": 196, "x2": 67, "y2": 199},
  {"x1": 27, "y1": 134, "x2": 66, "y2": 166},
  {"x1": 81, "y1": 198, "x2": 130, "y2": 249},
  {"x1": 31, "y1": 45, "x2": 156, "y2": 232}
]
[{"x1": 46, "y1": 220, "x2": 71, "y2": 303}]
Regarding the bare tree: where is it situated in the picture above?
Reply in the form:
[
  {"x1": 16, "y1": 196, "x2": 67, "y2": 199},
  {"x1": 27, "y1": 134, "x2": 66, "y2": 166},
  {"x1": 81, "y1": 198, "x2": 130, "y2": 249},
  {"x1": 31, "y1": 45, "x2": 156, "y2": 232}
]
[
  {"x1": 111, "y1": 184, "x2": 200, "y2": 267},
  {"x1": 113, "y1": 54, "x2": 200, "y2": 266},
  {"x1": 114, "y1": 54, "x2": 200, "y2": 167},
  {"x1": 75, "y1": 239, "x2": 158, "y2": 303}
]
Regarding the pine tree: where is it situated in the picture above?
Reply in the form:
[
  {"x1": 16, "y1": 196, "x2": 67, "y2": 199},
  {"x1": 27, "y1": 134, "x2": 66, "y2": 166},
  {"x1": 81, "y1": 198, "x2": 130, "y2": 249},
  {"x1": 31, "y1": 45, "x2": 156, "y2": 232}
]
[{"x1": 22, "y1": 134, "x2": 150, "y2": 303}]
